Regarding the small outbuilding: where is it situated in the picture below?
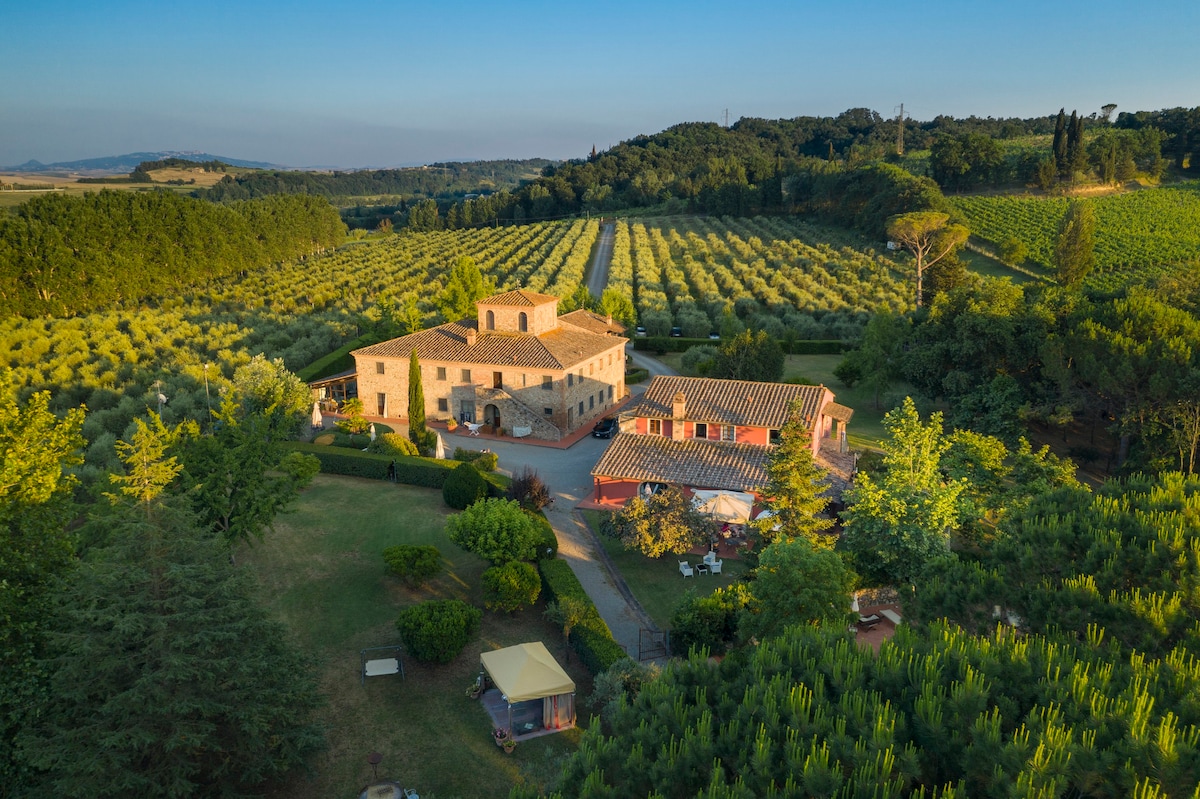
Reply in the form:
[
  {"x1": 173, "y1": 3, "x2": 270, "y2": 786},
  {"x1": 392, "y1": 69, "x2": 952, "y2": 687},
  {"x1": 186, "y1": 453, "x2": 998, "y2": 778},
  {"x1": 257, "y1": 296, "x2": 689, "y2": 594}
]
[{"x1": 479, "y1": 642, "x2": 576, "y2": 738}]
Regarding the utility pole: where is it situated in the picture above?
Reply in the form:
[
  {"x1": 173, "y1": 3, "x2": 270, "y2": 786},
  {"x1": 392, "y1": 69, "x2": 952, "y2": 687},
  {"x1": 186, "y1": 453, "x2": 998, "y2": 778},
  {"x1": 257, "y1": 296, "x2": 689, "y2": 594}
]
[
  {"x1": 723, "y1": 108, "x2": 730, "y2": 128},
  {"x1": 894, "y1": 103, "x2": 905, "y2": 157}
]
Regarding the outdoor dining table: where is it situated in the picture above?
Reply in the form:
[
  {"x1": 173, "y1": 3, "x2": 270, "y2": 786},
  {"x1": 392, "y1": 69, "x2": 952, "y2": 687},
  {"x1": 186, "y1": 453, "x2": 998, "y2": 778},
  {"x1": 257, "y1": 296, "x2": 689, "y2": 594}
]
[{"x1": 695, "y1": 563, "x2": 710, "y2": 576}]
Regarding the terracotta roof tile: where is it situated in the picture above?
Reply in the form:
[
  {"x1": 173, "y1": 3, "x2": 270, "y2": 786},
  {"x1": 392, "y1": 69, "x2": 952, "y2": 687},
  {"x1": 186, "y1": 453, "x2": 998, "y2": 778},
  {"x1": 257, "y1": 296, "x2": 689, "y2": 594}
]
[
  {"x1": 352, "y1": 320, "x2": 624, "y2": 370},
  {"x1": 590, "y1": 433, "x2": 771, "y2": 493},
  {"x1": 559, "y1": 309, "x2": 627, "y2": 336},
  {"x1": 626, "y1": 376, "x2": 831, "y2": 429},
  {"x1": 824, "y1": 402, "x2": 854, "y2": 422},
  {"x1": 477, "y1": 289, "x2": 560, "y2": 307}
]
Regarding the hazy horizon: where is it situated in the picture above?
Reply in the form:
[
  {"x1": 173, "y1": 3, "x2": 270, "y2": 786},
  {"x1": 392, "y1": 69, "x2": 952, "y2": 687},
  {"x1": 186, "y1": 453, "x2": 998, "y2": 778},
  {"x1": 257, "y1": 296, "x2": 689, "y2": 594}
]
[{"x1": 3, "y1": 0, "x2": 1197, "y2": 170}]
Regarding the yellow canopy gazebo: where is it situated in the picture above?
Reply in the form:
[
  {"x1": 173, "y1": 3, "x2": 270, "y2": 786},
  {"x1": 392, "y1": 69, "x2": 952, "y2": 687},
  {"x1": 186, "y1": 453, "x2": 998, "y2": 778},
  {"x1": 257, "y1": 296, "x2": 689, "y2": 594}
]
[{"x1": 479, "y1": 642, "x2": 575, "y2": 737}]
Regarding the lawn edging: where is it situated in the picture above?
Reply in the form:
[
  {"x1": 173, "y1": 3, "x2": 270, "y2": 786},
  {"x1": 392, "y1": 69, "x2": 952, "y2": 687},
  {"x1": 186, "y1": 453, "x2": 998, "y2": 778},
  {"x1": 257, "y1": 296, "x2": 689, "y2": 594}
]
[
  {"x1": 538, "y1": 558, "x2": 626, "y2": 675},
  {"x1": 284, "y1": 442, "x2": 509, "y2": 495}
]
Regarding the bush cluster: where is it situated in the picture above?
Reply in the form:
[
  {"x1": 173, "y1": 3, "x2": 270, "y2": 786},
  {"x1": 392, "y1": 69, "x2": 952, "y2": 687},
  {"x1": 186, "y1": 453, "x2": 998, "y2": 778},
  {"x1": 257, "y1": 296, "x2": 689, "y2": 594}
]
[
  {"x1": 538, "y1": 559, "x2": 626, "y2": 674},
  {"x1": 507, "y1": 466, "x2": 552, "y2": 510},
  {"x1": 382, "y1": 544, "x2": 442, "y2": 588},
  {"x1": 369, "y1": 432, "x2": 418, "y2": 457},
  {"x1": 446, "y1": 498, "x2": 538, "y2": 564},
  {"x1": 394, "y1": 599, "x2": 481, "y2": 663},
  {"x1": 481, "y1": 561, "x2": 541, "y2": 613},
  {"x1": 442, "y1": 462, "x2": 489, "y2": 509},
  {"x1": 453, "y1": 447, "x2": 498, "y2": 472}
]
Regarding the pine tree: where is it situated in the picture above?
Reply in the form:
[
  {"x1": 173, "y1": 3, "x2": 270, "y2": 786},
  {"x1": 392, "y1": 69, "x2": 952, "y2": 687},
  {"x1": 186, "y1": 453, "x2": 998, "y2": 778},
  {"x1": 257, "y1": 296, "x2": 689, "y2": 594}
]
[
  {"x1": 16, "y1": 425, "x2": 324, "y2": 797},
  {"x1": 755, "y1": 399, "x2": 834, "y2": 547}
]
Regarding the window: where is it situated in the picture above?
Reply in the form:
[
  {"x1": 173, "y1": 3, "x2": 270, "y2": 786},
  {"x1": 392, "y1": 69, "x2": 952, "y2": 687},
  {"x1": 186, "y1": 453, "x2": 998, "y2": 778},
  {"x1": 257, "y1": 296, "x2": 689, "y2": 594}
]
[
  {"x1": 485, "y1": 310, "x2": 495, "y2": 330},
  {"x1": 542, "y1": 375, "x2": 553, "y2": 390},
  {"x1": 649, "y1": 419, "x2": 662, "y2": 436},
  {"x1": 544, "y1": 407, "x2": 553, "y2": 416},
  {"x1": 376, "y1": 393, "x2": 387, "y2": 416},
  {"x1": 589, "y1": 396, "x2": 594, "y2": 410},
  {"x1": 578, "y1": 401, "x2": 584, "y2": 416},
  {"x1": 437, "y1": 398, "x2": 448, "y2": 412},
  {"x1": 461, "y1": 369, "x2": 472, "y2": 383},
  {"x1": 608, "y1": 354, "x2": 612, "y2": 366},
  {"x1": 721, "y1": 425, "x2": 736, "y2": 442},
  {"x1": 598, "y1": 391, "x2": 604, "y2": 404},
  {"x1": 769, "y1": 429, "x2": 782, "y2": 444},
  {"x1": 608, "y1": 386, "x2": 613, "y2": 399},
  {"x1": 589, "y1": 363, "x2": 594, "y2": 375},
  {"x1": 518, "y1": 312, "x2": 528, "y2": 332},
  {"x1": 568, "y1": 373, "x2": 574, "y2": 387},
  {"x1": 436, "y1": 366, "x2": 446, "y2": 381},
  {"x1": 375, "y1": 361, "x2": 385, "y2": 375},
  {"x1": 695, "y1": 423, "x2": 708, "y2": 439}
]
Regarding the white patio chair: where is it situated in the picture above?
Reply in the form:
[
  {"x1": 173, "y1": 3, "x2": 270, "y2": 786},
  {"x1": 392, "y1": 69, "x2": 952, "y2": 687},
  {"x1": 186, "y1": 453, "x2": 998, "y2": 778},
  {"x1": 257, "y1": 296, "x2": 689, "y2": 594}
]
[
  {"x1": 679, "y1": 561, "x2": 694, "y2": 577},
  {"x1": 465, "y1": 422, "x2": 484, "y2": 436},
  {"x1": 708, "y1": 559, "x2": 722, "y2": 575}
]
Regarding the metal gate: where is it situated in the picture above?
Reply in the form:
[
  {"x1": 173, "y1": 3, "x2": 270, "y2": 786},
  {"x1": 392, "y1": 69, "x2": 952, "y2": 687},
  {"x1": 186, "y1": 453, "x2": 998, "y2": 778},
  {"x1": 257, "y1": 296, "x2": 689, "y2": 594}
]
[{"x1": 638, "y1": 628, "x2": 668, "y2": 661}]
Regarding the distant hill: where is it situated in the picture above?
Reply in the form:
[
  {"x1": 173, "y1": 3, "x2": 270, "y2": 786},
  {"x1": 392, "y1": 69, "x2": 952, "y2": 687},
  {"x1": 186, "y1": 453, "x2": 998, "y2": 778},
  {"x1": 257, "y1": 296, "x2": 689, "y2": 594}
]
[{"x1": 4, "y1": 151, "x2": 280, "y2": 174}]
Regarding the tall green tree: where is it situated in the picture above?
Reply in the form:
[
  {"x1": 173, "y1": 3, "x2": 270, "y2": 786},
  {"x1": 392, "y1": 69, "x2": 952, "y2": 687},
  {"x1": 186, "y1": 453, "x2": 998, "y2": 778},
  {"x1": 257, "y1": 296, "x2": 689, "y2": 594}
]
[
  {"x1": 16, "y1": 418, "x2": 324, "y2": 798},
  {"x1": 885, "y1": 211, "x2": 969, "y2": 306},
  {"x1": 1052, "y1": 108, "x2": 1069, "y2": 177},
  {"x1": 840, "y1": 398, "x2": 964, "y2": 586},
  {"x1": 599, "y1": 288, "x2": 636, "y2": 328},
  {"x1": 709, "y1": 330, "x2": 784, "y2": 382},
  {"x1": 0, "y1": 381, "x2": 85, "y2": 787},
  {"x1": 436, "y1": 256, "x2": 493, "y2": 322},
  {"x1": 739, "y1": 537, "x2": 855, "y2": 642},
  {"x1": 612, "y1": 486, "x2": 714, "y2": 558},
  {"x1": 407, "y1": 348, "x2": 435, "y2": 455},
  {"x1": 833, "y1": 310, "x2": 909, "y2": 409},
  {"x1": 1053, "y1": 200, "x2": 1096, "y2": 289},
  {"x1": 755, "y1": 400, "x2": 834, "y2": 547}
]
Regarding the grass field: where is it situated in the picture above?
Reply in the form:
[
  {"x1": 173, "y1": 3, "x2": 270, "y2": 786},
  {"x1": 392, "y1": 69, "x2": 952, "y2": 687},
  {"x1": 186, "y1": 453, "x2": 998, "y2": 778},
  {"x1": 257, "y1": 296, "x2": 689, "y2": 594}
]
[
  {"x1": 580, "y1": 510, "x2": 751, "y2": 630},
  {"x1": 241, "y1": 474, "x2": 588, "y2": 799}
]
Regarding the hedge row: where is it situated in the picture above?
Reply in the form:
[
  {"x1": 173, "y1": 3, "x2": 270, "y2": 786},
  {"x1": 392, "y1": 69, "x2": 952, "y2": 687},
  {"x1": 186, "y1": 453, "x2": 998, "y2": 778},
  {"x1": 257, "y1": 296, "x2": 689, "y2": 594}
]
[
  {"x1": 538, "y1": 559, "x2": 626, "y2": 675},
  {"x1": 528, "y1": 511, "x2": 558, "y2": 560},
  {"x1": 633, "y1": 336, "x2": 849, "y2": 355},
  {"x1": 624, "y1": 368, "x2": 650, "y2": 384},
  {"x1": 285, "y1": 443, "x2": 508, "y2": 495},
  {"x1": 295, "y1": 332, "x2": 384, "y2": 382}
]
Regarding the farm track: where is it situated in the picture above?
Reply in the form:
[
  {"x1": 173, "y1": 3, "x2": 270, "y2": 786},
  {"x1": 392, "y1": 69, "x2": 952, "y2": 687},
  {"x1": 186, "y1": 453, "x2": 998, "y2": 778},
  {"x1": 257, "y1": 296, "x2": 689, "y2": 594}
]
[{"x1": 585, "y1": 222, "x2": 614, "y2": 298}]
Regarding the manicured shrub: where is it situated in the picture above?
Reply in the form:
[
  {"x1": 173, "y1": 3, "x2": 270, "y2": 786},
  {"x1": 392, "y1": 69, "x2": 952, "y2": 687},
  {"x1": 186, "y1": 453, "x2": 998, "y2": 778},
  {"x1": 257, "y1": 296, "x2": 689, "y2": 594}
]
[
  {"x1": 669, "y1": 583, "x2": 753, "y2": 657},
  {"x1": 395, "y1": 599, "x2": 481, "y2": 663},
  {"x1": 528, "y1": 510, "x2": 558, "y2": 559},
  {"x1": 453, "y1": 447, "x2": 498, "y2": 472},
  {"x1": 481, "y1": 561, "x2": 541, "y2": 613},
  {"x1": 442, "y1": 461, "x2": 488, "y2": 509},
  {"x1": 538, "y1": 559, "x2": 626, "y2": 675},
  {"x1": 382, "y1": 544, "x2": 442, "y2": 588},
  {"x1": 446, "y1": 498, "x2": 538, "y2": 564},
  {"x1": 507, "y1": 466, "x2": 551, "y2": 510},
  {"x1": 370, "y1": 432, "x2": 418, "y2": 457}
]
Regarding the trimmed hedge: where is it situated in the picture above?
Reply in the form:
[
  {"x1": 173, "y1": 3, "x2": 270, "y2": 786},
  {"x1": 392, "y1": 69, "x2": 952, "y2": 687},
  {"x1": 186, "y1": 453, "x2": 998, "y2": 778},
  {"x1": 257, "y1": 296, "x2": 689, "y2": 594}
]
[
  {"x1": 453, "y1": 447, "x2": 499, "y2": 472},
  {"x1": 538, "y1": 558, "x2": 626, "y2": 675},
  {"x1": 296, "y1": 332, "x2": 383, "y2": 382},
  {"x1": 633, "y1": 337, "x2": 850, "y2": 355},
  {"x1": 624, "y1": 368, "x2": 650, "y2": 384},
  {"x1": 528, "y1": 510, "x2": 558, "y2": 560},
  {"x1": 283, "y1": 442, "x2": 508, "y2": 496}
]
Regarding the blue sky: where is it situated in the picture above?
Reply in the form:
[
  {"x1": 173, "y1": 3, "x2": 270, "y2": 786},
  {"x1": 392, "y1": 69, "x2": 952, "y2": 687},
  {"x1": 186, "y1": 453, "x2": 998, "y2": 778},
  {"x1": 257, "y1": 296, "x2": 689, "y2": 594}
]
[{"x1": 2, "y1": 0, "x2": 1196, "y2": 168}]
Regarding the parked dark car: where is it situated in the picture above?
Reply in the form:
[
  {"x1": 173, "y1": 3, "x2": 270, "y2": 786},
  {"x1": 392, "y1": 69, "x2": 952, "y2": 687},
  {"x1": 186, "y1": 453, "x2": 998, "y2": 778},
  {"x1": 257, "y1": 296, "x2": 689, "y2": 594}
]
[
  {"x1": 708, "y1": 331, "x2": 721, "y2": 340},
  {"x1": 592, "y1": 417, "x2": 618, "y2": 438},
  {"x1": 635, "y1": 325, "x2": 647, "y2": 336},
  {"x1": 669, "y1": 326, "x2": 683, "y2": 337}
]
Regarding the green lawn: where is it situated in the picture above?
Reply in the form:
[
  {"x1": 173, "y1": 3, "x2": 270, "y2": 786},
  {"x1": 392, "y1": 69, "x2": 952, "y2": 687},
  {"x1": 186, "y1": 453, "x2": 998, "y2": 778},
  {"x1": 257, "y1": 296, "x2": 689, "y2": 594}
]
[
  {"x1": 581, "y1": 509, "x2": 752, "y2": 629},
  {"x1": 242, "y1": 474, "x2": 588, "y2": 799}
]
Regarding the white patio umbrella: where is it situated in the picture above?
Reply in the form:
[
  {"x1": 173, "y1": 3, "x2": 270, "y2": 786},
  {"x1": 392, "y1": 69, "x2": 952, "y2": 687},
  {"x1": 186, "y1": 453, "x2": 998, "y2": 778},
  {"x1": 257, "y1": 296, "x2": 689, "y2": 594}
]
[
  {"x1": 311, "y1": 401, "x2": 323, "y2": 429},
  {"x1": 435, "y1": 432, "x2": 446, "y2": 460},
  {"x1": 754, "y1": 508, "x2": 782, "y2": 532},
  {"x1": 692, "y1": 490, "x2": 754, "y2": 523},
  {"x1": 369, "y1": 423, "x2": 377, "y2": 442}
]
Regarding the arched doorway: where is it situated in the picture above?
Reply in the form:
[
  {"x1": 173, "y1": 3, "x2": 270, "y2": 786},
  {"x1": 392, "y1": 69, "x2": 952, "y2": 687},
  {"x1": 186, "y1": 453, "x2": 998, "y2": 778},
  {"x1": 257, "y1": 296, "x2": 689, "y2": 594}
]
[{"x1": 484, "y1": 403, "x2": 500, "y2": 429}]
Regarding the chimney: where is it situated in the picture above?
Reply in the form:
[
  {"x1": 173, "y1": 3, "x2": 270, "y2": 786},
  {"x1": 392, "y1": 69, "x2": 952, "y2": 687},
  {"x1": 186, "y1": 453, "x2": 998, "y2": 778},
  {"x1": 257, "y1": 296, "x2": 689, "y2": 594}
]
[
  {"x1": 606, "y1": 314, "x2": 613, "y2": 326},
  {"x1": 464, "y1": 328, "x2": 477, "y2": 347},
  {"x1": 672, "y1": 392, "x2": 686, "y2": 441}
]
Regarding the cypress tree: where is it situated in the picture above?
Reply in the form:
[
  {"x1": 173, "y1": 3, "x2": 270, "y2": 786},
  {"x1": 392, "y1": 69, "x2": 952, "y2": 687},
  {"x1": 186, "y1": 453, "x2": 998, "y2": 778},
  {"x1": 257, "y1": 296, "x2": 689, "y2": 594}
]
[
  {"x1": 1068, "y1": 111, "x2": 1088, "y2": 176},
  {"x1": 1052, "y1": 108, "x2": 1068, "y2": 177},
  {"x1": 1054, "y1": 201, "x2": 1096, "y2": 289},
  {"x1": 407, "y1": 348, "x2": 433, "y2": 455}
]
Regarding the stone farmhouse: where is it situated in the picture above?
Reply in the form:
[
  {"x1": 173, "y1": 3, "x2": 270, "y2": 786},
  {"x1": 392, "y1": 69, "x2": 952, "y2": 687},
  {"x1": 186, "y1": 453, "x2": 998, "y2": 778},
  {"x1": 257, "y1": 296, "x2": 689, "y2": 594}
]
[
  {"x1": 590, "y1": 375, "x2": 854, "y2": 504},
  {"x1": 351, "y1": 290, "x2": 627, "y2": 441}
]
